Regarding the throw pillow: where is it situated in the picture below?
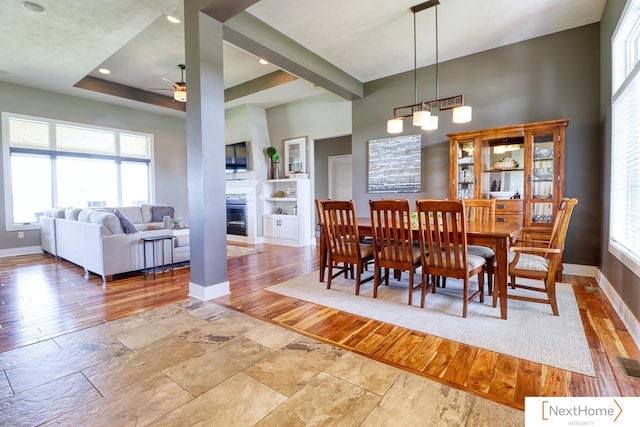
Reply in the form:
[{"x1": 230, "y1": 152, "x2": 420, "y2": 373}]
[
  {"x1": 150, "y1": 206, "x2": 174, "y2": 222},
  {"x1": 113, "y1": 209, "x2": 139, "y2": 234},
  {"x1": 90, "y1": 212, "x2": 124, "y2": 235}
]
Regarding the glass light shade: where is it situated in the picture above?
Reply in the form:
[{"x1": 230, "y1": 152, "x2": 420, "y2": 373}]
[
  {"x1": 493, "y1": 145, "x2": 506, "y2": 154},
  {"x1": 422, "y1": 115, "x2": 438, "y2": 130},
  {"x1": 173, "y1": 89, "x2": 187, "y2": 102},
  {"x1": 452, "y1": 105, "x2": 472, "y2": 123},
  {"x1": 412, "y1": 110, "x2": 431, "y2": 126},
  {"x1": 387, "y1": 118, "x2": 403, "y2": 134}
]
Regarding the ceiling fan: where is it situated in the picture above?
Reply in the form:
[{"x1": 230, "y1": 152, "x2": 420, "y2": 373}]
[{"x1": 158, "y1": 64, "x2": 187, "y2": 102}]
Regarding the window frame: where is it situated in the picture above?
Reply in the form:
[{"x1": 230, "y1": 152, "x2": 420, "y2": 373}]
[
  {"x1": 2, "y1": 112, "x2": 155, "y2": 231},
  {"x1": 609, "y1": 0, "x2": 640, "y2": 278}
]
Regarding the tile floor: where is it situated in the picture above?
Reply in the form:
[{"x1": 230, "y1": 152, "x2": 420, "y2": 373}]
[{"x1": 0, "y1": 299, "x2": 524, "y2": 426}]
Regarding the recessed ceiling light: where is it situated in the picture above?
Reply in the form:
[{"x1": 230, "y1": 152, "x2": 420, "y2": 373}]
[
  {"x1": 167, "y1": 15, "x2": 181, "y2": 24},
  {"x1": 259, "y1": 59, "x2": 269, "y2": 65},
  {"x1": 98, "y1": 68, "x2": 111, "y2": 75},
  {"x1": 21, "y1": 1, "x2": 46, "y2": 14}
]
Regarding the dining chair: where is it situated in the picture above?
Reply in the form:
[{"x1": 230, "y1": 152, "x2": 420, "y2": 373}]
[
  {"x1": 501, "y1": 198, "x2": 578, "y2": 315},
  {"x1": 369, "y1": 199, "x2": 423, "y2": 306},
  {"x1": 415, "y1": 199, "x2": 486, "y2": 317},
  {"x1": 315, "y1": 198, "x2": 330, "y2": 282},
  {"x1": 462, "y1": 198, "x2": 496, "y2": 295},
  {"x1": 322, "y1": 200, "x2": 374, "y2": 294}
]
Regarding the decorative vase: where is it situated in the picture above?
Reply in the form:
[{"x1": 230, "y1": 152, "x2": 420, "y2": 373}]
[{"x1": 270, "y1": 161, "x2": 280, "y2": 180}]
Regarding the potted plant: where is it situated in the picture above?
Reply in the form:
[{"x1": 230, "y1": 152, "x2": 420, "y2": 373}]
[{"x1": 266, "y1": 146, "x2": 280, "y2": 179}]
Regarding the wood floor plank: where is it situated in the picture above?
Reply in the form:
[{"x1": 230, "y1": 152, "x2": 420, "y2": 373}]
[{"x1": 0, "y1": 249, "x2": 638, "y2": 413}]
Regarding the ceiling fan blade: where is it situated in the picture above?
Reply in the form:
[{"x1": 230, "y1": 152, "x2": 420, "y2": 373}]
[{"x1": 161, "y1": 76, "x2": 176, "y2": 85}]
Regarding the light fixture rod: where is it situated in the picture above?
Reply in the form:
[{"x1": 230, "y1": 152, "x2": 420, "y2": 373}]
[
  {"x1": 434, "y1": 3, "x2": 439, "y2": 99},
  {"x1": 413, "y1": 11, "x2": 418, "y2": 105},
  {"x1": 393, "y1": 95, "x2": 464, "y2": 118}
]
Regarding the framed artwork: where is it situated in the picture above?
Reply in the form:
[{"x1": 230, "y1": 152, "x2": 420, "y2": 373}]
[
  {"x1": 284, "y1": 136, "x2": 306, "y2": 177},
  {"x1": 368, "y1": 134, "x2": 421, "y2": 193}
]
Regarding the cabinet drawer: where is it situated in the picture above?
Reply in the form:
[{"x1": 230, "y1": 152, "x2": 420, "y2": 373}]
[
  {"x1": 494, "y1": 199, "x2": 523, "y2": 215},
  {"x1": 495, "y1": 213, "x2": 523, "y2": 226}
]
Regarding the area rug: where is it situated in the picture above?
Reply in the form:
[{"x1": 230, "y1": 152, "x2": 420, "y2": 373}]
[
  {"x1": 266, "y1": 271, "x2": 595, "y2": 376},
  {"x1": 226, "y1": 245, "x2": 262, "y2": 259}
]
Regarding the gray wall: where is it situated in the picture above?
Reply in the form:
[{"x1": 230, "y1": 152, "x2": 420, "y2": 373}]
[
  {"x1": 352, "y1": 23, "x2": 601, "y2": 267},
  {"x1": 0, "y1": 81, "x2": 188, "y2": 251},
  {"x1": 599, "y1": 0, "x2": 639, "y2": 323},
  {"x1": 313, "y1": 134, "x2": 352, "y2": 201}
]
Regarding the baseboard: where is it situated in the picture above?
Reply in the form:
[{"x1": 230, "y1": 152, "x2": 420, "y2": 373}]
[
  {"x1": 596, "y1": 268, "x2": 640, "y2": 352},
  {"x1": 0, "y1": 246, "x2": 43, "y2": 258},
  {"x1": 563, "y1": 263, "x2": 598, "y2": 277},
  {"x1": 188, "y1": 280, "x2": 230, "y2": 301}
]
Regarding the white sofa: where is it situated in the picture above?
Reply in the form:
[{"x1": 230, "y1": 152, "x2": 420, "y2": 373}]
[{"x1": 40, "y1": 205, "x2": 190, "y2": 283}]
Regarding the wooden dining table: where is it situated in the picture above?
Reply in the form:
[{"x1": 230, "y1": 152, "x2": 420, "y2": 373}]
[{"x1": 356, "y1": 218, "x2": 522, "y2": 320}]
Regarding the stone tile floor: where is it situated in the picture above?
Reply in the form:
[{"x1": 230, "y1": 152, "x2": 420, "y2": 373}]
[{"x1": 0, "y1": 300, "x2": 524, "y2": 426}]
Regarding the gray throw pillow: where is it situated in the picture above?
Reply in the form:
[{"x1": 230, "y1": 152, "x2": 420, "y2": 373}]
[
  {"x1": 113, "y1": 208, "x2": 139, "y2": 234},
  {"x1": 150, "y1": 206, "x2": 174, "y2": 222}
]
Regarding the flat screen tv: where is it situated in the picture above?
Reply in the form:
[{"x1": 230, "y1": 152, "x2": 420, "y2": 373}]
[{"x1": 225, "y1": 141, "x2": 248, "y2": 173}]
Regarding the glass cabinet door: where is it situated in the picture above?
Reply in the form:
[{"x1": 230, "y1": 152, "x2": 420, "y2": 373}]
[
  {"x1": 530, "y1": 133, "x2": 556, "y2": 224},
  {"x1": 456, "y1": 140, "x2": 475, "y2": 199}
]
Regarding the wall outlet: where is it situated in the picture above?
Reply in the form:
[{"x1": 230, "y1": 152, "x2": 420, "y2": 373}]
[{"x1": 18, "y1": 231, "x2": 24, "y2": 239}]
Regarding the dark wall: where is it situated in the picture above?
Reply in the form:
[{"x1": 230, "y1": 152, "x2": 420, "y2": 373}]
[
  {"x1": 314, "y1": 134, "x2": 352, "y2": 201},
  {"x1": 599, "y1": 0, "x2": 639, "y2": 322},
  {"x1": 352, "y1": 23, "x2": 601, "y2": 267}
]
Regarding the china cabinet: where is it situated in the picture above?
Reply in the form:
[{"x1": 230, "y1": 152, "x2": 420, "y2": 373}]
[
  {"x1": 448, "y1": 119, "x2": 569, "y2": 230},
  {"x1": 262, "y1": 178, "x2": 311, "y2": 246}
]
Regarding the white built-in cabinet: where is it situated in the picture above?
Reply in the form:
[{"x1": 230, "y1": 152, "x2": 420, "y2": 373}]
[{"x1": 262, "y1": 178, "x2": 311, "y2": 247}]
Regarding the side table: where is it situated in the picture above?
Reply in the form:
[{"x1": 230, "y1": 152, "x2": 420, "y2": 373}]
[{"x1": 141, "y1": 235, "x2": 175, "y2": 279}]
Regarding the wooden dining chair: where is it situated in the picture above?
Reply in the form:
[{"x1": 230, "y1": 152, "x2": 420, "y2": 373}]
[
  {"x1": 322, "y1": 200, "x2": 374, "y2": 294},
  {"x1": 315, "y1": 198, "x2": 330, "y2": 282},
  {"x1": 415, "y1": 199, "x2": 486, "y2": 317},
  {"x1": 369, "y1": 199, "x2": 423, "y2": 306},
  {"x1": 502, "y1": 198, "x2": 578, "y2": 315},
  {"x1": 462, "y1": 198, "x2": 496, "y2": 295}
]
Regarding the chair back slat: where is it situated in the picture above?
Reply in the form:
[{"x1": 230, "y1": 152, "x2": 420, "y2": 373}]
[
  {"x1": 416, "y1": 199, "x2": 468, "y2": 276},
  {"x1": 462, "y1": 199, "x2": 496, "y2": 224},
  {"x1": 323, "y1": 200, "x2": 361, "y2": 262},
  {"x1": 369, "y1": 199, "x2": 414, "y2": 268}
]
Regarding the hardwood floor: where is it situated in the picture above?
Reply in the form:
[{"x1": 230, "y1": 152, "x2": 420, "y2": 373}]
[{"x1": 1, "y1": 244, "x2": 639, "y2": 411}]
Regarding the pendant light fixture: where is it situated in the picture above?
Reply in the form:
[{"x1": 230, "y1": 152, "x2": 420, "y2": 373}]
[{"x1": 386, "y1": 0, "x2": 472, "y2": 134}]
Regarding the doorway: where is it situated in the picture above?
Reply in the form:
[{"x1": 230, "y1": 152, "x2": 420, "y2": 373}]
[{"x1": 328, "y1": 154, "x2": 352, "y2": 200}]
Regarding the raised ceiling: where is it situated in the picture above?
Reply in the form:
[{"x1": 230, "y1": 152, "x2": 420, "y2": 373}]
[{"x1": 0, "y1": 0, "x2": 605, "y2": 117}]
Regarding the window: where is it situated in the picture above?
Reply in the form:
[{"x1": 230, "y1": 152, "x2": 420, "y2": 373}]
[
  {"x1": 610, "y1": 0, "x2": 640, "y2": 277},
  {"x1": 2, "y1": 112, "x2": 153, "y2": 231}
]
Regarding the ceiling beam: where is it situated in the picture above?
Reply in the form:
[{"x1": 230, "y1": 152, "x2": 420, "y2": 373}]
[
  {"x1": 199, "y1": 0, "x2": 262, "y2": 23},
  {"x1": 74, "y1": 76, "x2": 186, "y2": 112},
  {"x1": 225, "y1": 70, "x2": 298, "y2": 103},
  {"x1": 223, "y1": 12, "x2": 363, "y2": 101}
]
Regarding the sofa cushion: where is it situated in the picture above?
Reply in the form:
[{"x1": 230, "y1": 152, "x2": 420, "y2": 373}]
[
  {"x1": 90, "y1": 212, "x2": 124, "y2": 235},
  {"x1": 135, "y1": 222, "x2": 164, "y2": 231},
  {"x1": 44, "y1": 208, "x2": 66, "y2": 218},
  {"x1": 173, "y1": 229, "x2": 190, "y2": 248},
  {"x1": 64, "y1": 207, "x2": 83, "y2": 221},
  {"x1": 151, "y1": 206, "x2": 175, "y2": 222},
  {"x1": 141, "y1": 204, "x2": 167, "y2": 223},
  {"x1": 118, "y1": 206, "x2": 144, "y2": 224},
  {"x1": 78, "y1": 208, "x2": 109, "y2": 223},
  {"x1": 113, "y1": 209, "x2": 139, "y2": 234}
]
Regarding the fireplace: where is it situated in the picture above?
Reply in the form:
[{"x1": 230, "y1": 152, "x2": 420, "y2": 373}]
[{"x1": 226, "y1": 195, "x2": 247, "y2": 236}]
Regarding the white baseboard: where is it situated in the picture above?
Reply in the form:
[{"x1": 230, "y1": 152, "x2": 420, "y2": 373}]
[
  {"x1": 0, "y1": 246, "x2": 42, "y2": 258},
  {"x1": 188, "y1": 280, "x2": 230, "y2": 301},
  {"x1": 596, "y1": 269, "x2": 640, "y2": 352},
  {"x1": 563, "y1": 263, "x2": 598, "y2": 277}
]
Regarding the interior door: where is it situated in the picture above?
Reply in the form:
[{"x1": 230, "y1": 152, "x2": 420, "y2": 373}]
[{"x1": 328, "y1": 154, "x2": 352, "y2": 200}]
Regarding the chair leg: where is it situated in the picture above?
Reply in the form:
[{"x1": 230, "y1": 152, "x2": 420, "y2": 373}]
[
  {"x1": 462, "y1": 278, "x2": 468, "y2": 318},
  {"x1": 407, "y1": 269, "x2": 413, "y2": 306},
  {"x1": 373, "y1": 265, "x2": 381, "y2": 298},
  {"x1": 355, "y1": 262, "x2": 362, "y2": 295},
  {"x1": 486, "y1": 261, "x2": 494, "y2": 296},
  {"x1": 547, "y1": 277, "x2": 559, "y2": 316},
  {"x1": 478, "y1": 272, "x2": 484, "y2": 304}
]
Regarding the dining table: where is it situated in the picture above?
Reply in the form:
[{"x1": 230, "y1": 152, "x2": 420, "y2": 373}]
[{"x1": 356, "y1": 217, "x2": 522, "y2": 320}]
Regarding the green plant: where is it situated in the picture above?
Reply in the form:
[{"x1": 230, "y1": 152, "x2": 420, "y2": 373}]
[
  {"x1": 272, "y1": 153, "x2": 280, "y2": 163},
  {"x1": 266, "y1": 146, "x2": 277, "y2": 158}
]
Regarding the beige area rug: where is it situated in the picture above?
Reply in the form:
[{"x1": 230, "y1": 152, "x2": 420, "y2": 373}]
[
  {"x1": 226, "y1": 245, "x2": 262, "y2": 259},
  {"x1": 266, "y1": 271, "x2": 595, "y2": 376}
]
